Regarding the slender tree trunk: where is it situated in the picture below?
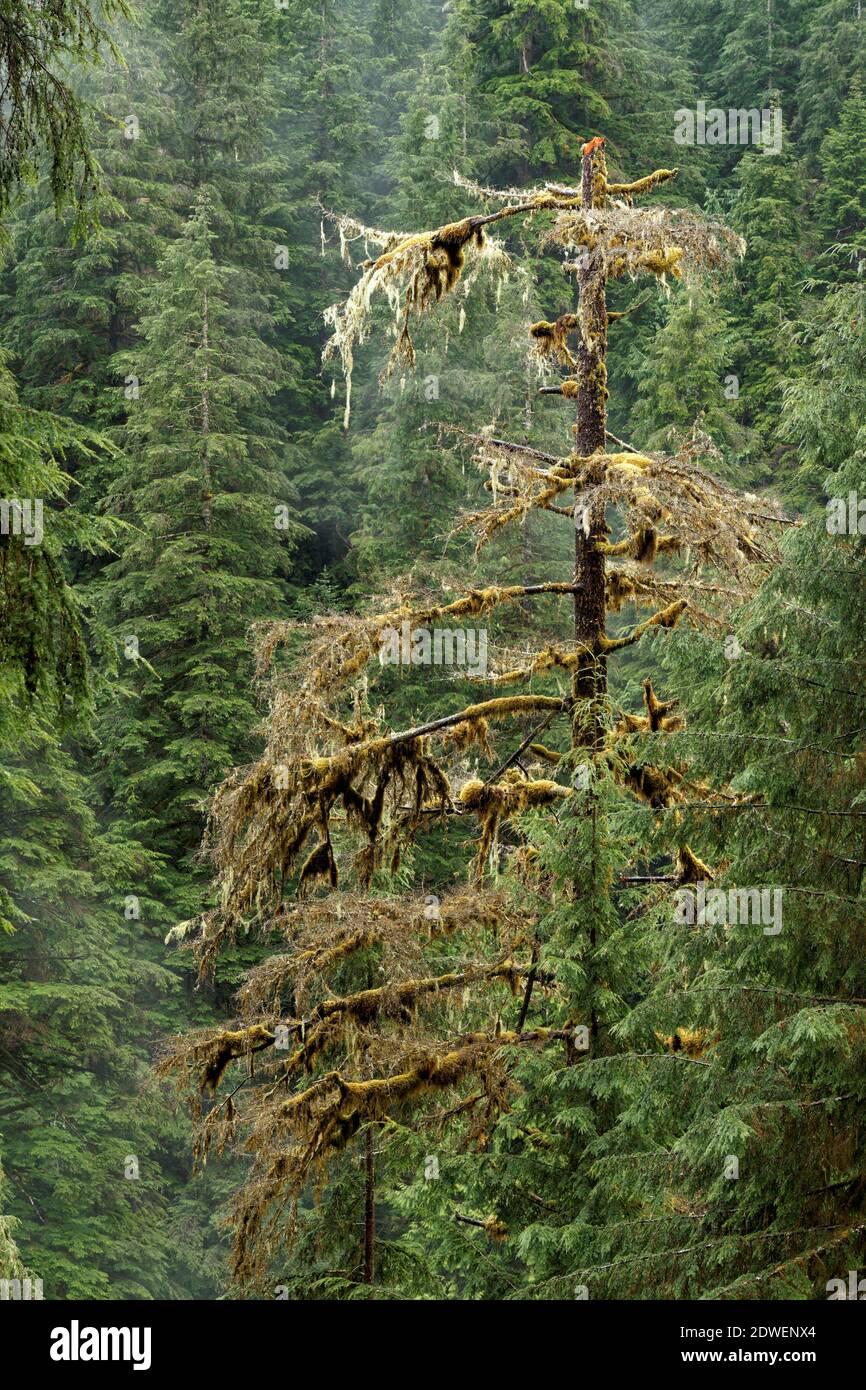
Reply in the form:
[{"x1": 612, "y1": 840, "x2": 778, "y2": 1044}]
[
  {"x1": 572, "y1": 142, "x2": 610, "y2": 1052},
  {"x1": 363, "y1": 1128, "x2": 375, "y2": 1285},
  {"x1": 572, "y1": 143, "x2": 608, "y2": 752},
  {"x1": 201, "y1": 288, "x2": 212, "y2": 532}
]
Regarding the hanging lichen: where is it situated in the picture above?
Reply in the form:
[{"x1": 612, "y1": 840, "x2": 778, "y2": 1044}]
[{"x1": 162, "y1": 137, "x2": 788, "y2": 1291}]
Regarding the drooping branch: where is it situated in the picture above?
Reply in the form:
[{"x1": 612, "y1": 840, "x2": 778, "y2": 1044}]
[
  {"x1": 385, "y1": 694, "x2": 567, "y2": 747},
  {"x1": 235, "y1": 889, "x2": 523, "y2": 1016},
  {"x1": 277, "y1": 1026, "x2": 571, "y2": 1148},
  {"x1": 257, "y1": 577, "x2": 587, "y2": 699},
  {"x1": 322, "y1": 155, "x2": 736, "y2": 426},
  {"x1": 607, "y1": 293, "x2": 652, "y2": 323},
  {"x1": 271, "y1": 958, "x2": 535, "y2": 1080}
]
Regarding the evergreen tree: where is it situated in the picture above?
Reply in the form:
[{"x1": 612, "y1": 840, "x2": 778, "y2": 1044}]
[
  {"x1": 723, "y1": 146, "x2": 806, "y2": 470},
  {"x1": 0, "y1": 5, "x2": 182, "y2": 435},
  {"x1": 163, "y1": 138, "x2": 785, "y2": 1300},
  {"x1": 813, "y1": 79, "x2": 866, "y2": 271},
  {"x1": 574, "y1": 273, "x2": 866, "y2": 1298},
  {"x1": 0, "y1": 0, "x2": 130, "y2": 229},
  {"x1": 0, "y1": 725, "x2": 179, "y2": 1298},
  {"x1": 97, "y1": 193, "x2": 304, "y2": 919},
  {"x1": 631, "y1": 283, "x2": 748, "y2": 462},
  {"x1": 796, "y1": 0, "x2": 866, "y2": 149},
  {"x1": 0, "y1": 355, "x2": 117, "y2": 738},
  {"x1": 670, "y1": 0, "x2": 805, "y2": 164}
]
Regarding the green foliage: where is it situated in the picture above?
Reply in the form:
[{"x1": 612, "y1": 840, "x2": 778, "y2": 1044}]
[
  {"x1": 97, "y1": 193, "x2": 303, "y2": 900},
  {"x1": 631, "y1": 283, "x2": 749, "y2": 460},
  {"x1": 813, "y1": 79, "x2": 866, "y2": 272},
  {"x1": 0, "y1": 0, "x2": 131, "y2": 233},
  {"x1": 0, "y1": 354, "x2": 117, "y2": 728},
  {"x1": 2, "y1": 0, "x2": 865, "y2": 1304}
]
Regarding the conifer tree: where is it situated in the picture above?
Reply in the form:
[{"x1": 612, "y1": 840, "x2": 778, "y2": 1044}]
[
  {"x1": 0, "y1": 5, "x2": 182, "y2": 437},
  {"x1": 0, "y1": 355, "x2": 117, "y2": 736},
  {"x1": 796, "y1": 0, "x2": 866, "y2": 149},
  {"x1": 97, "y1": 193, "x2": 304, "y2": 921},
  {"x1": 0, "y1": 1169, "x2": 24, "y2": 1281},
  {"x1": 164, "y1": 137, "x2": 787, "y2": 1295},
  {"x1": 565, "y1": 269, "x2": 866, "y2": 1299},
  {"x1": 723, "y1": 146, "x2": 805, "y2": 469},
  {"x1": 631, "y1": 283, "x2": 747, "y2": 460},
  {"x1": 813, "y1": 79, "x2": 866, "y2": 273},
  {"x1": 0, "y1": 0, "x2": 130, "y2": 229},
  {"x1": 0, "y1": 722, "x2": 185, "y2": 1298}
]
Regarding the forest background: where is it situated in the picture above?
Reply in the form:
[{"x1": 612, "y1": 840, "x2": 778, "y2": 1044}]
[{"x1": 1, "y1": 0, "x2": 866, "y2": 1300}]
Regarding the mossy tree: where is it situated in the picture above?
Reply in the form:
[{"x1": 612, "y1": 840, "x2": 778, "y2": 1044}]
[{"x1": 165, "y1": 138, "x2": 786, "y2": 1295}]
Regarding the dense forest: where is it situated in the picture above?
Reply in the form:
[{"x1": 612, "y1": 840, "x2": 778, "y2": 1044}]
[{"x1": 1, "y1": 0, "x2": 866, "y2": 1305}]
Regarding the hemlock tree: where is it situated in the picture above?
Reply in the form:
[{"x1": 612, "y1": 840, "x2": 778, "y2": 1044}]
[
  {"x1": 0, "y1": 6, "x2": 182, "y2": 436},
  {"x1": 97, "y1": 193, "x2": 304, "y2": 924},
  {"x1": 569, "y1": 271, "x2": 866, "y2": 1299},
  {"x1": 0, "y1": 2, "x2": 131, "y2": 1288},
  {"x1": 796, "y1": 0, "x2": 866, "y2": 150},
  {"x1": 630, "y1": 282, "x2": 748, "y2": 462},
  {"x1": 0, "y1": 354, "x2": 118, "y2": 735},
  {"x1": 163, "y1": 137, "x2": 787, "y2": 1296},
  {"x1": 0, "y1": 0, "x2": 130, "y2": 230},
  {"x1": 813, "y1": 79, "x2": 866, "y2": 274},
  {"x1": 0, "y1": 723, "x2": 184, "y2": 1299},
  {"x1": 724, "y1": 147, "x2": 805, "y2": 472}
]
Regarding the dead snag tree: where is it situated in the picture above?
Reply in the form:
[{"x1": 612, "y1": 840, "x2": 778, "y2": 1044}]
[{"x1": 163, "y1": 138, "x2": 785, "y2": 1293}]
